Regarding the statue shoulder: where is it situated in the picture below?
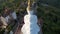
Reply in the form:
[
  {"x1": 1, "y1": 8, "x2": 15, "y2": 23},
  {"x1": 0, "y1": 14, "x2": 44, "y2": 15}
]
[
  {"x1": 24, "y1": 15, "x2": 29, "y2": 17},
  {"x1": 32, "y1": 15, "x2": 37, "y2": 18}
]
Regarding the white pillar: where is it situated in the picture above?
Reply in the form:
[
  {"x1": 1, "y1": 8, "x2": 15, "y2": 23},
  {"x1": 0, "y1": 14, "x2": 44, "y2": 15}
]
[{"x1": 21, "y1": 11, "x2": 40, "y2": 34}]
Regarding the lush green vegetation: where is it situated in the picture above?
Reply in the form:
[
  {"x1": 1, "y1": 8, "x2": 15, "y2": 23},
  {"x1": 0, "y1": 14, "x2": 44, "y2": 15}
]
[
  {"x1": 0, "y1": 0, "x2": 60, "y2": 34},
  {"x1": 37, "y1": 4, "x2": 60, "y2": 34}
]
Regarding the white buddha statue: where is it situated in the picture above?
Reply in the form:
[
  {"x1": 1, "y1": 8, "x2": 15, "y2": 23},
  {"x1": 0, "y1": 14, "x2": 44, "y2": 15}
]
[{"x1": 21, "y1": 3, "x2": 40, "y2": 34}]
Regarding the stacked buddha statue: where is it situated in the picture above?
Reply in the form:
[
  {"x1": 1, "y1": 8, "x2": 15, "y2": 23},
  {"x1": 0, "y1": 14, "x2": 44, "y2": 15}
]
[{"x1": 21, "y1": 0, "x2": 40, "y2": 34}]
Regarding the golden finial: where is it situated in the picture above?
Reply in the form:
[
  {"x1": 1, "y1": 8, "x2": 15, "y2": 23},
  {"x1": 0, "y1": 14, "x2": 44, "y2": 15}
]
[
  {"x1": 27, "y1": 0, "x2": 32, "y2": 11},
  {"x1": 27, "y1": 0, "x2": 37, "y2": 11},
  {"x1": 28, "y1": 0, "x2": 30, "y2": 7}
]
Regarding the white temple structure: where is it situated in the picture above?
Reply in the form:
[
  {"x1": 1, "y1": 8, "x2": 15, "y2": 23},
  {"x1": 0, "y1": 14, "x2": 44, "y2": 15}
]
[
  {"x1": 5, "y1": 15, "x2": 10, "y2": 23},
  {"x1": 5, "y1": 11, "x2": 17, "y2": 23},
  {"x1": 21, "y1": 0, "x2": 40, "y2": 34},
  {"x1": 11, "y1": 11, "x2": 17, "y2": 20}
]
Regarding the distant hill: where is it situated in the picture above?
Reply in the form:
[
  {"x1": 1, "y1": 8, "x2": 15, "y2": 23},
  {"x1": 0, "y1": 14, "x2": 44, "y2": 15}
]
[{"x1": 38, "y1": 0, "x2": 60, "y2": 8}]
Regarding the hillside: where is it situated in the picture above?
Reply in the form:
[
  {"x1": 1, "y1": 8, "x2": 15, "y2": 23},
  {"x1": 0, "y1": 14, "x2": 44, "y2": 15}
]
[{"x1": 0, "y1": 0, "x2": 60, "y2": 34}]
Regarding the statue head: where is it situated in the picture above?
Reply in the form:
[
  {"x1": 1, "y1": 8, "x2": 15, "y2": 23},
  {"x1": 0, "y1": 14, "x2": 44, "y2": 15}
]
[
  {"x1": 26, "y1": 6, "x2": 34, "y2": 14},
  {"x1": 26, "y1": 0, "x2": 37, "y2": 15}
]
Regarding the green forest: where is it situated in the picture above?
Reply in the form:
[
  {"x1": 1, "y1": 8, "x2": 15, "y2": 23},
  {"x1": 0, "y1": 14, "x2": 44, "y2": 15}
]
[{"x1": 0, "y1": 0, "x2": 60, "y2": 34}]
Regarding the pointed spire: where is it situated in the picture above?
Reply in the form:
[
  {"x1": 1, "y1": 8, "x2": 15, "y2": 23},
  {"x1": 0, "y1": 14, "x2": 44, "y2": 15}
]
[
  {"x1": 27, "y1": 0, "x2": 37, "y2": 11},
  {"x1": 28, "y1": 0, "x2": 31, "y2": 7},
  {"x1": 27, "y1": 0, "x2": 32, "y2": 11}
]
